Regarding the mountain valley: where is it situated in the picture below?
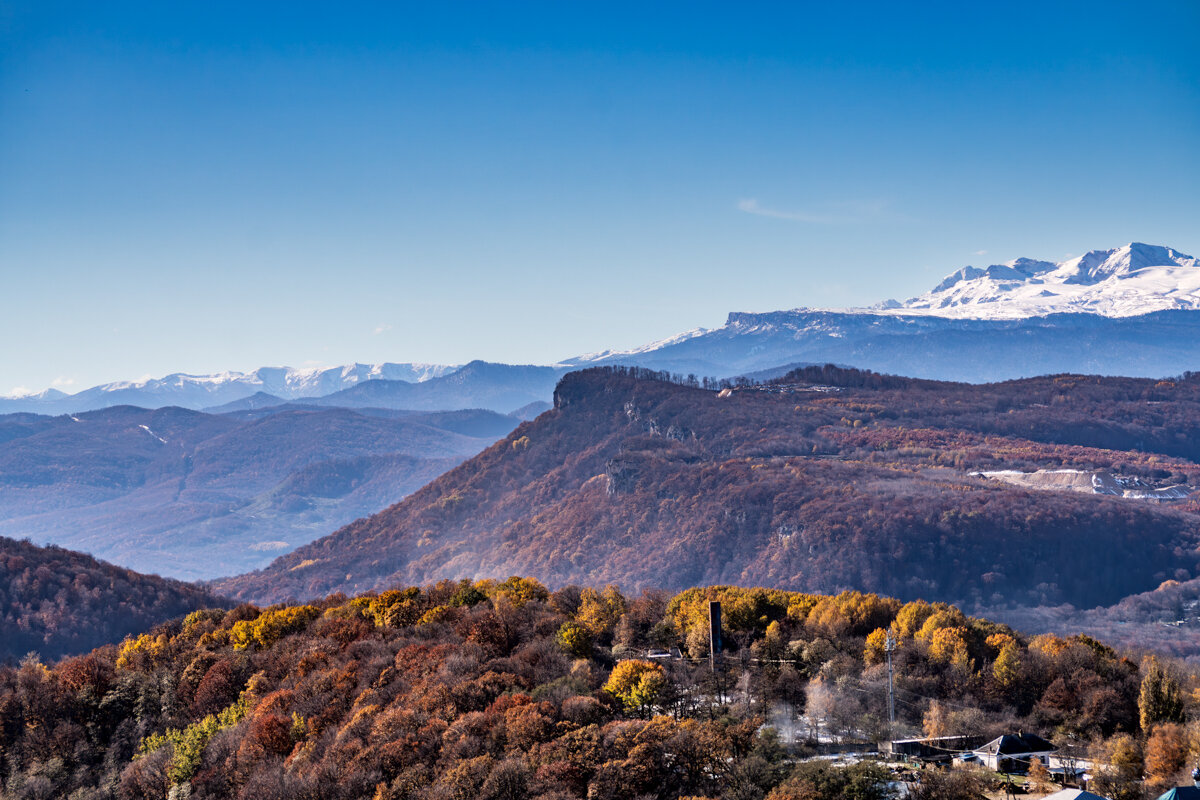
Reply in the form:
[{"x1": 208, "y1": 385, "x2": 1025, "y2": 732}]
[{"x1": 0, "y1": 405, "x2": 521, "y2": 579}]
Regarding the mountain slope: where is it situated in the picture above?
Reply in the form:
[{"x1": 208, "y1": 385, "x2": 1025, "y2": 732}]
[
  {"x1": 0, "y1": 535, "x2": 226, "y2": 661},
  {"x1": 215, "y1": 367, "x2": 1200, "y2": 610},
  {"x1": 0, "y1": 406, "x2": 518, "y2": 579}
]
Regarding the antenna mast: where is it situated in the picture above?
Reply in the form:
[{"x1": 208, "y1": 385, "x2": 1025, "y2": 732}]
[{"x1": 886, "y1": 631, "x2": 896, "y2": 732}]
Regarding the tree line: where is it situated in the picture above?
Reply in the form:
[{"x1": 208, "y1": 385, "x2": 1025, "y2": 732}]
[{"x1": 2, "y1": 579, "x2": 1198, "y2": 799}]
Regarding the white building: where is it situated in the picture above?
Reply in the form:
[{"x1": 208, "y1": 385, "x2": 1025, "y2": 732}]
[{"x1": 971, "y1": 732, "x2": 1056, "y2": 773}]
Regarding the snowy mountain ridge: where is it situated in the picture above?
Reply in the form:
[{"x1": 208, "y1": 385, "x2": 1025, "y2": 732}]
[
  {"x1": 563, "y1": 243, "x2": 1199, "y2": 367},
  {"x1": 7, "y1": 242, "x2": 1199, "y2": 409},
  {"x1": 86, "y1": 362, "x2": 458, "y2": 398},
  {"x1": 559, "y1": 242, "x2": 1200, "y2": 382},
  {"x1": 865, "y1": 242, "x2": 1200, "y2": 319},
  {"x1": 0, "y1": 362, "x2": 460, "y2": 411}
]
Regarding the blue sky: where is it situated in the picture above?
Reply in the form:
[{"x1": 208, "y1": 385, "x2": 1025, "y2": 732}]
[{"x1": 2, "y1": 1, "x2": 1198, "y2": 393}]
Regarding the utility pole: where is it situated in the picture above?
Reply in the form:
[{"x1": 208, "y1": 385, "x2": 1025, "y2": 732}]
[
  {"x1": 708, "y1": 600, "x2": 722, "y2": 672},
  {"x1": 709, "y1": 600, "x2": 724, "y2": 707},
  {"x1": 886, "y1": 631, "x2": 896, "y2": 733}
]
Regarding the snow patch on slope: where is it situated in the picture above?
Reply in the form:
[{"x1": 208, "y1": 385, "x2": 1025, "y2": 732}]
[
  {"x1": 138, "y1": 424, "x2": 168, "y2": 444},
  {"x1": 976, "y1": 468, "x2": 1193, "y2": 502},
  {"x1": 566, "y1": 327, "x2": 711, "y2": 365}
]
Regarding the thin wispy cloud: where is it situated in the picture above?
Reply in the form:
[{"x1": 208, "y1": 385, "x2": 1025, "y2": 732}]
[
  {"x1": 974, "y1": 250, "x2": 988, "y2": 256},
  {"x1": 51, "y1": 376, "x2": 75, "y2": 388},
  {"x1": 736, "y1": 197, "x2": 901, "y2": 225},
  {"x1": 737, "y1": 198, "x2": 842, "y2": 225},
  {"x1": 373, "y1": 324, "x2": 393, "y2": 336}
]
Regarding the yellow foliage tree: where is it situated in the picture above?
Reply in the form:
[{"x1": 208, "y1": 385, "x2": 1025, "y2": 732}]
[
  {"x1": 1140, "y1": 656, "x2": 1185, "y2": 732},
  {"x1": 806, "y1": 591, "x2": 899, "y2": 638},
  {"x1": 359, "y1": 588, "x2": 422, "y2": 628},
  {"x1": 923, "y1": 700, "x2": 949, "y2": 738},
  {"x1": 603, "y1": 659, "x2": 667, "y2": 717},
  {"x1": 915, "y1": 606, "x2": 968, "y2": 641},
  {"x1": 576, "y1": 585, "x2": 626, "y2": 640},
  {"x1": 116, "y1": 632, "x2": 170, "y2": 670},
  {"x1": 1029, "y1": 633, "x2": 1071, "y2": 657},
  {"x1": 1145, "y1": 722, "x2": 1188, "y2": 790},
  {"x1": 1028, "y1": 757, "x2": 1052, "y2": 793},
  {"x1": 893, "y1": 600, "x2": 935, "y2": 638},
  {"x1": 555, "y1": 621, "x2": 593, "y2": 658},
  {"x1": 928, "y1": 626, "x2": 973, "y2": 673},
  {"x1": 230, "y1": 606, "x2": 320, "y2": 650},
  {"x1": 985, "y1": 632, "x2": 1016, "y2": 653},
  {"x1": 492, "y1": 576, "x2": 549, "y2": 606},
  {"x1": 992, "y1": 642, "x2": 1020, "y2": 689},
  {"x1": 417, "y1": 604, "x2": 459, "y2": 626},
  {"x1": 666, "y1": 586, "x2": 818, "y2": 642},
  {"x1": 864, "y1": 628, "x2": 889, "y2": 666}
]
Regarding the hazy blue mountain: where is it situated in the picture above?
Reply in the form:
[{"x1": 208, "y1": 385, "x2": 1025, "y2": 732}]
[
  {"x1": 306, "y1": 361, "x2": 569, "y2": 412},
  {"x1": 0, "y1": 362, "x2": 564, "y2": 416},
  {"x1": 509, "y1": 400, "x2": 553, "y2": 420},
  {"x1": 203, "y1": 391, "x2": 287, "y2": 413},
  {"x1": 0, "y1": 404, "x2": 517, "y2": 579},
  {"x1": 575, "y1": 309, "x2": 1200, "y2": 382},
  {"x1": 0, "y1": 362, "x2": 457, "y2": 415}
]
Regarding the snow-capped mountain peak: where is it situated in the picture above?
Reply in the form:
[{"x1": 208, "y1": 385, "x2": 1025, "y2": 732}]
[
  {"x1": 0, "y1": 362, "x2": 462, "y2": 414},
  {"x1": 1065, "y1": 242, "x2": 1195, "y2": 283},
  {"x1": 0, "y1": 387, "x2": 68, "y2": 401},
  {"x1": 887, "y1": 242, "x2": 1199, "y2": 319}
]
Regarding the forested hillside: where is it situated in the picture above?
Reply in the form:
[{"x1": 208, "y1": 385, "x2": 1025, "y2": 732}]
[
  {"x1": 216, "y1": 367, "x2": 1200, "y2": 619},
  {"x1": 0, "y1": 536, "x2": 226, "y2": 662},
  {"x1": 1, "y1": 579, "x2": 1188, "y2": 800}
]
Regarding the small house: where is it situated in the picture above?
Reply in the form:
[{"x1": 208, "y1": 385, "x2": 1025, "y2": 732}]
[
  {"x1": 889, "y1": 735, "x2": 987, "y2": 763},
  {"x1": 971, "y1": 732, "x2": 1056, "y2": 773},
  {"x1": 1155, "y1": 788, "x2": 1200, "y2": 800}
]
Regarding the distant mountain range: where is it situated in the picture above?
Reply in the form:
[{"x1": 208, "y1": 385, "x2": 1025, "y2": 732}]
[
  {"x1": 572, "y1": 308, "x2": 1200, "y2": 382},
  {"x1": 302, "y1": 361, "x2": 567, "y2": 412},
  {"x1": 4, "y1": 243, "x2": 1198, "y2": 415},
  {"x1": 0, "y1": 361, "x2": 471, "y2": 414},
  {"x1": 0, "y1": 404, "x2": 520, "y2": 579},
  {"x1": 567, "y1": 243, "x2": 1200, "y2": 381}
]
